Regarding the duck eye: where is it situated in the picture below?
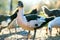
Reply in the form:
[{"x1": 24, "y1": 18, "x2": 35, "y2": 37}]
[{"x1": 35, "y1": 24, "x2": 38, "y2": 26}]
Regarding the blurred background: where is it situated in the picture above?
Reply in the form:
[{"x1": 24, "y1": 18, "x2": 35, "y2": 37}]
[{"x1": 0, "y1": 0, "x2": 60, "y2": 15}]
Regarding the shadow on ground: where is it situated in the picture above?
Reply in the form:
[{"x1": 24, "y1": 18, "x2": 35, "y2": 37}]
[
  {"x1": 46, "y1": 35, "x2": 60, "y2": 40},
  {"x1": 0, "y1": 30, "x2": 28, "y2": 40}
]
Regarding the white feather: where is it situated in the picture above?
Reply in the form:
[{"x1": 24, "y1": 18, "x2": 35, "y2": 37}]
[
  {"x1": 28, "y1": 17, "x2": 45, "y2": 28},
  {"x1": 48, "y1": 17, "x2": 60, "y2": 28},
  {"x1": 1, "y1": 19, "x2": 11, "y2": 27},
  {"x1": 7, "y1": 19, "x2": 11, "y2": 23}
]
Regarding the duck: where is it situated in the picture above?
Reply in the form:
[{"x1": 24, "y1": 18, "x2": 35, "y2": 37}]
[
  {"x1": 16, "y1": 1, "x2": 55, "y2": 40},
  {"x1": 48, "y1": 17, "x2": 60, "y2": 35},
  {"x1": 0, "y1": 10, "x2": 18, "y2": 32},
  {"x1": 17, "y1": 1, "x2": 46, "y2": 30},
  {"x1": 42, "y1": 6, "x2": 60, "y2": 17}
]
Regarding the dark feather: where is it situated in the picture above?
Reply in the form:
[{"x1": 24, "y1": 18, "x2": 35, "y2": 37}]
[
  {"x1": 24, "y1": 9, "x2": 37, "y2": 16},
  {"x1": 34, "y1": 17, "x2": 54, "y2": 29},
  {"x1": 50, "y1": 10, "x2": 60, "y2": 17},
  {"x1": 43, "y1": 7, "x2": 60, "y2": 17},
  {"x1": 25, "y1": 14, "x2": 40, "y2": 22}
]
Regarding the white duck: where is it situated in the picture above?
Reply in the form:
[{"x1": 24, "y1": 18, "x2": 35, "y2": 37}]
[
  {"x1": 16, "y1": 1, "x2": 55, "y2": 40},
  {"x1": 48, "y1": 17, "x2": 60, "y2": 35}
]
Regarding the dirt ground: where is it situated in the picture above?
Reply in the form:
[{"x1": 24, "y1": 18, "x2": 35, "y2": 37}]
[{"x1": 0, "y1": 27, "x2": 60, "y2": 40}]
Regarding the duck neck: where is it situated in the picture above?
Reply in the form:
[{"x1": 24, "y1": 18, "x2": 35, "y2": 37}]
[
  {"x1": 17, "y1": 7, "x2": 27, "y2": 22},
  {"x1": 17, "y1": 8, "x2": 24, "y2": 16}
]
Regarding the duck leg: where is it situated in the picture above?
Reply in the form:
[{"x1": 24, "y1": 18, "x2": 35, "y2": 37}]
[
  {"x1": 0, "y1": 26, "x2": 2, "y2": 32},
  {"x1": 0, "y1": 26, "x2": 7, "y2": 34},
  {"x1": 33, "y1": 29, "x2": 36, "y2": 40},
  {"x1": 8, "y1": 20, "x2": 16, "y2": 34},
  {"x1": 27, "y1": 31, "x2": 30, "y2": 40}
]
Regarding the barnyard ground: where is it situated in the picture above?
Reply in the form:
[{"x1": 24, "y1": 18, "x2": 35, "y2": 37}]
[{"x1": 0, "y1": 26, "x2": 60, "y2": 40}]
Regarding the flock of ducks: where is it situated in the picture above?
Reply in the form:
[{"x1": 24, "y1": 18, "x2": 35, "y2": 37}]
[{"x1": 0, "y1": 1, "x2": 60, "y2": 40}]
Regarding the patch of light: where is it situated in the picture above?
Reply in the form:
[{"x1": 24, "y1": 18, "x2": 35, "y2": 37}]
[
  {"x1": 18, "y1": 0, "x2": 51, "y2": 11},
  {"x1": 7, "y1": 19, "x2": 11, "y2": 23},
  {"x1": 43, "y1": 0, "x2": 50, "y2": 4},
  {"x1": 18, "y1": 0, "x2": 41, "y2": 6}
]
